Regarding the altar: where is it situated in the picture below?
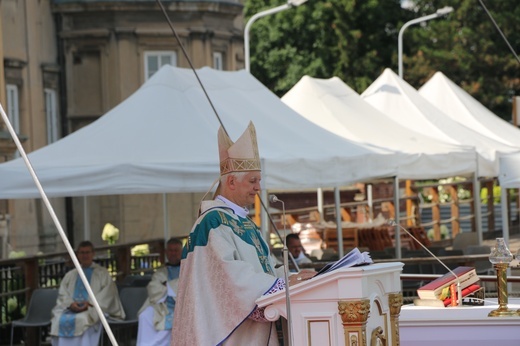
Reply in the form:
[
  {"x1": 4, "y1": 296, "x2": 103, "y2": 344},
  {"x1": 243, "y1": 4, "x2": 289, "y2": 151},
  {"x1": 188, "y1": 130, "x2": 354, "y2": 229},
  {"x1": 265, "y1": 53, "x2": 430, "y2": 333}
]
[
  {"x1": 400, "y1": 299, "x2": 520, "y2": 346},
  {"x1": 256, "y1": 262, "x2": 403, "y2": 346}
]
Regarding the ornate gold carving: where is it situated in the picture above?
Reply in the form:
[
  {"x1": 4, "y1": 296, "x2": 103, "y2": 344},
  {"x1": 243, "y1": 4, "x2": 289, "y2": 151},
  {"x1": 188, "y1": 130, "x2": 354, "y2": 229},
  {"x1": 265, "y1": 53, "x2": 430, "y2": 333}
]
[
  {"x1": 338, "y1": 299, "x2": 371, "y2": 324},
  {"x1": 388, "y1": 293, "x2": 403, "y2": 316},
  {"x1": 388, "y1": 292, "x2": 403, "y2": 346},
  {"x1": 370, "y1": 326, "x2": 387, "y2": 346},
  {"x1": 339, "y1": 299, "x2": 370, "y2": 346}
]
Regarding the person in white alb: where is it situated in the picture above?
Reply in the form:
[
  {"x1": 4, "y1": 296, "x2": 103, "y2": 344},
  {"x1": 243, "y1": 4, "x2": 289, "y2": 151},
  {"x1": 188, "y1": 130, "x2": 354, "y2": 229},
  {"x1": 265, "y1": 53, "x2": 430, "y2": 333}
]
[
  {"x1": 136, "y1": 238, "x2": 183, "y2": 346},
  {"x1": 50, "y1": 241, "x2": 125, "y2": 346}
]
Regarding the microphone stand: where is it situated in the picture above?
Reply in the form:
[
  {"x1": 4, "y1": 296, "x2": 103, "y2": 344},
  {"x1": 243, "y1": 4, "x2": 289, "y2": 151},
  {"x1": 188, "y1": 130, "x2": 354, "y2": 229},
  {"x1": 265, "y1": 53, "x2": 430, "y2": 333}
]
[
  {"x1": 268, "y1": 197, "x2": 294, "y2": 346},
  {"x1": 258, "y1": 196, "x2": 300, "y2": 271},
  {"x1": 389, "y1": 219, "x2": 462, "y2": 307},
  {"x1": 280, "y1": 199, "x2": 294, "y2": 346}
]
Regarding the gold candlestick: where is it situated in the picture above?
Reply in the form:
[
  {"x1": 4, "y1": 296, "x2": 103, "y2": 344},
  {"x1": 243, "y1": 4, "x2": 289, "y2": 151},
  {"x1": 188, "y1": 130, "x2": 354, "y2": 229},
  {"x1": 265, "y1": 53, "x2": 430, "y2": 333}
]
[{"x1": 488, "y1": 238, "x2": 517, "y2": 317}]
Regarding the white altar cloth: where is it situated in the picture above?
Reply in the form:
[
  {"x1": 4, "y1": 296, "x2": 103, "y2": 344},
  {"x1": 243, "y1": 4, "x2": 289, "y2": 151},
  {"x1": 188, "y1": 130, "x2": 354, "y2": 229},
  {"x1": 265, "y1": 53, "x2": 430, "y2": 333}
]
[{"x1": 400, "y1": 298, "x2": 520, "y2": 346}]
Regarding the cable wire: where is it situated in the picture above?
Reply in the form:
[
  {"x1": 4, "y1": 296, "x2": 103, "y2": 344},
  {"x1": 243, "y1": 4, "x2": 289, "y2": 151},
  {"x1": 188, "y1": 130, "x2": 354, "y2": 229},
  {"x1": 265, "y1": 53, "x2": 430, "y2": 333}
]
[{"x1": 478, "y1": 0, "x2": 520, "y2": 64}]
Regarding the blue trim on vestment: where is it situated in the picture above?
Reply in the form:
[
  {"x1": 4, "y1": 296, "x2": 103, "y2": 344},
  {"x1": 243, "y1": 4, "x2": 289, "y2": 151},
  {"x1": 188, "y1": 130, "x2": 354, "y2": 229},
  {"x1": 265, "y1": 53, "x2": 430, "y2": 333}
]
[
  {"x1": 183, "y1": 207, "x2": 273, "y2": 274},
  {"x1": 58, "y1": 267, "x2": 94, "y2": 337},
  {"x1": 164, "y1": 266, "x2": 178, "y2": 330}
]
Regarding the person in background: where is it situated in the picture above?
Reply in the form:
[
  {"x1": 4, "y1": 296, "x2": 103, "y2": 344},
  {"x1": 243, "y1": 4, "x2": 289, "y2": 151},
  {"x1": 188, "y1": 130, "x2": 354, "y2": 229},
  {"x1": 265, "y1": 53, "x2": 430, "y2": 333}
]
[
  {"x1": 171, "y1": 122, "x2": 315, "y2": 345},
  {"x1": 286, "y1": 233, "x2": 312, "y2": 265},
  {"x1": 50, "y1": 241, "x2": 124, "y2": 346},
  {"x1": 136, "y1": 237, "x2": 183, "y2": 346}
]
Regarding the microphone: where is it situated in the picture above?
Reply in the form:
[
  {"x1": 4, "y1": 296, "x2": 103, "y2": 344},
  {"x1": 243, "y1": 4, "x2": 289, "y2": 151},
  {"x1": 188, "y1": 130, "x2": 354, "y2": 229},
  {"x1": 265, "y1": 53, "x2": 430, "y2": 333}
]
[
  {"x1": 387, "y1": 219, "x2": 462, "y2": 307},
  {"x1": 269, "y1": 194, "x2": 280, "y2": 203}
]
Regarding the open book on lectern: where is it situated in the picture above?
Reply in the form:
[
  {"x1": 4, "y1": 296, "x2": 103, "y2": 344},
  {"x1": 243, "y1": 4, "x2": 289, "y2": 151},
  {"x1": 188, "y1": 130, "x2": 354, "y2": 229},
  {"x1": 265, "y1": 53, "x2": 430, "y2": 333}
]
[{"x1": 316, "y1": 248, "x2": 373, "y2": 277}]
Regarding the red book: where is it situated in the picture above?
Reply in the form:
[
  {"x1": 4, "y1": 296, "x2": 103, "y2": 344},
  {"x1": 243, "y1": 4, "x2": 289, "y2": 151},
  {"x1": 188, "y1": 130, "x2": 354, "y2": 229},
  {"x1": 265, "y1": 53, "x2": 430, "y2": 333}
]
[
  {"x1": 417, "y1": 266, "x2": 479, "y2": 300},
  {"x1": 443, "y1": 284, "x2": 481, "y2": 306}
]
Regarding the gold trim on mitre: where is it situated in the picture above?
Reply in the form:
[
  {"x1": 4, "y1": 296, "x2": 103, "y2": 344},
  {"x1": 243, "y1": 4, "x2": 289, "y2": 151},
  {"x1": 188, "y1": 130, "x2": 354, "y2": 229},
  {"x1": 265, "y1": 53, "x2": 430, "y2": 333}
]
[{"x1": 218, "y1": 121, "x2": 261, "y2": 176}]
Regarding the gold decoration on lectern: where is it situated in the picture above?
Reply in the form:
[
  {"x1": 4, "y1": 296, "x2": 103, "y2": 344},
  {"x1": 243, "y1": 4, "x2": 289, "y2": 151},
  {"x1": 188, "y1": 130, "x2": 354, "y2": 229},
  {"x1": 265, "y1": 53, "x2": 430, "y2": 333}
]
[
  {"x1": 388, "y1": 292, "x2": 403, "y2": 346},
  {"x1": 370, "y1": 326, "x2": 387, "y2": 346},
  {"x1": 338, "y1": 299, "x2": 371, "y2": 346}
]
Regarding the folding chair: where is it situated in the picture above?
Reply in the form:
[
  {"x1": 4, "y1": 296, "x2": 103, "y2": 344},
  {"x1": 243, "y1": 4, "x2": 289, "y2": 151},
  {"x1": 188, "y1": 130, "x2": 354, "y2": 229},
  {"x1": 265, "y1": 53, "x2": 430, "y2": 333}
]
[
  {"x1": 106, "y1": 286, "x2": 148, "y2": 344},
  {"x1": 10, "y1": 288, "x2": 59, "y2": 346}
]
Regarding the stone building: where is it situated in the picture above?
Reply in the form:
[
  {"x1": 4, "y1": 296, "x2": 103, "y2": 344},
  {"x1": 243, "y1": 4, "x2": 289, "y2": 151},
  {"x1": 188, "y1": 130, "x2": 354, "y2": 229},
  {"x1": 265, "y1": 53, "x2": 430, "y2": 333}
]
[{"x1": 0, "y1": 0, "x2": 246, "y2": 256}]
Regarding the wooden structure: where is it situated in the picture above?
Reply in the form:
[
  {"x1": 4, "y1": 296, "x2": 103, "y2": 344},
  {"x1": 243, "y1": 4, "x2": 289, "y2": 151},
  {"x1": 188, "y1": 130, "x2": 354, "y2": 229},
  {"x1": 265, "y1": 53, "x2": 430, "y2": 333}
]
[{"x1": 319, "y1": 225, "x2": 430, "y2": 254}]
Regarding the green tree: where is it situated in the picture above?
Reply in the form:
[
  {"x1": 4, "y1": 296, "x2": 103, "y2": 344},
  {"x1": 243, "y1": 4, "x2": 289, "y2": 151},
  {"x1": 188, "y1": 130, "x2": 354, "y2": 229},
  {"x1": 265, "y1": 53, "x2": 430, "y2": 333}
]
[
  {"x1": 399, "y1": 0, "x2": 520, "y2": 120},
  {"x1": 245, "y1": 0, "x2": 408, "y2": 96},
  {"x1": 245, "y1": 0, "x2": 519, "y2": 119}
]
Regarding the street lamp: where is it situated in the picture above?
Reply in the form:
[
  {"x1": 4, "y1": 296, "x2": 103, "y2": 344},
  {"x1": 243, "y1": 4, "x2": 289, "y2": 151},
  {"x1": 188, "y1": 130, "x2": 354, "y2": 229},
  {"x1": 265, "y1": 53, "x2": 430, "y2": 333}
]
[
  {"x1": 398, "y1": 6, "x2": 454, "y2": 78},
  {"x1": 244, "y1": 0, "x2": 308, "y2": 72}
]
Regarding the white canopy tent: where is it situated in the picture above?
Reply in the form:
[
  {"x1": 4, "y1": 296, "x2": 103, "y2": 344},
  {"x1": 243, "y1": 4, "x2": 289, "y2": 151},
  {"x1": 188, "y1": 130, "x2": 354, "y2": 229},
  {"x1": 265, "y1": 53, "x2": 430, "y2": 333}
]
[
  {"x1": 361, "y1": 68, "x2": 520, "y2": 245},
  {"x1": 499, "y1": 154, "x2": 520, "y2": 190},
  {"x1": 421, "y1": 71, "x2": 520, "y2": 248},
  {"x1": 0, "y1": 66, "x2": 415, "y2": 249},
  {"x1": 0, "y1": 66, "x2": 410, "y2": 199},
  {"x1": 419, "y1": 71, "x2": 520, "y2": 148},
  {"x1": 281, "y1": 75, "x2": 477, "y2": 180},
  {"x1": 498, "y1": 153, "x2": 520, "y2": 246},
  {"x1": 361, "y1": 68, "x2": 519, "y2": 178},
  {"x1": 281, "y1": 75, "x2": 478, "y2": 258}
]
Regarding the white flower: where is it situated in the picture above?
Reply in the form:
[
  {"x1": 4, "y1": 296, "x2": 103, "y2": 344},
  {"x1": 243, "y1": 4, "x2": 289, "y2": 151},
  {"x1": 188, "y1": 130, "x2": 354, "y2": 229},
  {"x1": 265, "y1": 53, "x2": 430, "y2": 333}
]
[
  {"x1": 102, "y1": 223, "x2": 120, "y2": 243},
  {"x1": 131, "y1": 244, "x2": 150, "y2": 256}
]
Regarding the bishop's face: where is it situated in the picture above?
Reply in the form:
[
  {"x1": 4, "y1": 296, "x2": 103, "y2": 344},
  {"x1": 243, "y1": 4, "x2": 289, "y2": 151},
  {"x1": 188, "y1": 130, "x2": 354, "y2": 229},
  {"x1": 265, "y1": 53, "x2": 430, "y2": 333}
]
[{"x1": 229, "y1": 171, "x2": 262, "y2": 207}]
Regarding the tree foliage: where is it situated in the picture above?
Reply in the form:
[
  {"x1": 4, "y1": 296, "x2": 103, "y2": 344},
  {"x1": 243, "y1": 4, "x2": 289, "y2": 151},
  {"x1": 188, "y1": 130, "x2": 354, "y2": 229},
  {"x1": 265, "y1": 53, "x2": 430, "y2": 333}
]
[
  {"x1": 245, "y1": 0, "x2": 407, "y2": 95},
  {"x1": 404, "y1": 0, "x2": 520, "y2": 119},
  {"x1": 244, "y1": 0, "x2": 520, "y2": 120}
]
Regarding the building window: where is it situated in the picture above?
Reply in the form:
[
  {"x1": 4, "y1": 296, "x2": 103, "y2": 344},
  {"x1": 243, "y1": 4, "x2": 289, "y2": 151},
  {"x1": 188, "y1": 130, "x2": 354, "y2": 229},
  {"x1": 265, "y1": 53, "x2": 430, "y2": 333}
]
[
  {"x1": 213, "y1": 52, "x2": 224, "y2": 70},
  {"x1": 45, "y1": 89, "x2": 59, "y2": 144},
  {"x1": 6, "y1": 84, "x2": 20, "y2": 134},
  {"x1": 144, "y1": 51, "x2": 177, "y2": 80}
]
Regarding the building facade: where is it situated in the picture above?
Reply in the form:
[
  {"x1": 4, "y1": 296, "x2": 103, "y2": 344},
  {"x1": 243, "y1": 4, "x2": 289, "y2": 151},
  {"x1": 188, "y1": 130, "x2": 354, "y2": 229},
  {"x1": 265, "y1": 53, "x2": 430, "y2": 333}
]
[{"x1": 0, "y1": 0, "x2": 245, "y2": 256}]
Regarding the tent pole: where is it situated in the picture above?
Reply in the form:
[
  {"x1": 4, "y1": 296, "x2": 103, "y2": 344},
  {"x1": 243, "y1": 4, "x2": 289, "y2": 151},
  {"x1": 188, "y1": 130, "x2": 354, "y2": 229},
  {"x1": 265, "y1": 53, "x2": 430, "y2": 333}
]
[
  {"x1": 317, "y1": 188, "x2": 324, "y2": 221},
  {"x1": 83, "y1": 196, "x2": 90, "y2": 243},
  {"x1": 473, "y1": 173, "x2": 483, "y2": 245},
  {"x1": 393, "y1": 177, "x2": 402, "y2": 259},
  {"x1": 367, "y1": 184, "x2": 373, "y2": 221},
  {"x1": 501, "y1": 185, "x2": 510, "y2": 246},
  {"x1": 163, "y1": 193, "x2": 169, "y2": 244},
  {"x1": 260, "y1": 189, "x2": 269, "y2": 242},
  {"x1": 334, "y1": 187, "x2": 344, "y2": 258}
]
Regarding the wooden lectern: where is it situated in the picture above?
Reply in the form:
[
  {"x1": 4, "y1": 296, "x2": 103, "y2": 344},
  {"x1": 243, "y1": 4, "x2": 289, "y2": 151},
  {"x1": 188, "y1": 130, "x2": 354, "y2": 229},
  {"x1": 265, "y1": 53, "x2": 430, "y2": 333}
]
[{"x1": 256, "y1": 262, "x2": 404, "y2": 346}]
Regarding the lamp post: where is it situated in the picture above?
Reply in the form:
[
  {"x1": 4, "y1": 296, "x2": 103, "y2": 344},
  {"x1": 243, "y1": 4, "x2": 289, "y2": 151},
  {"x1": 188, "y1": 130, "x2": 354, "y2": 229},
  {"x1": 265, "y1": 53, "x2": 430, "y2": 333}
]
[
  {"x1": 244, "y1": 0, "x2": 308, "y2": 72},
  {"x1": 398, "y1": 6, "x2": 454, "y2": 78}
]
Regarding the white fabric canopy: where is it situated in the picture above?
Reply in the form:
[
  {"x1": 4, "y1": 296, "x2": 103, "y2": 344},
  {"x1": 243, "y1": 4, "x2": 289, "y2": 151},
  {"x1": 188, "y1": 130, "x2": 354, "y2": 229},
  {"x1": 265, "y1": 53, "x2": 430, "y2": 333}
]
[
  {"x1": 420, "y1": 72, "x2": 520, "y2": 245},
  {"x1": 0, "y1": 66, "x2": 409, "y2": 199},
  {"x1": 499, "y1": 153, "x2": 520, "y2": 189},
  {"x1": 281, "y1": 76, "x2": 477, "y2": 179},
  {"x1": 419, "y1": 71, "x2": 520, "y2": 148},
  {"x1": 361, "y1": 68, "x2": 519, "y2": 177}
]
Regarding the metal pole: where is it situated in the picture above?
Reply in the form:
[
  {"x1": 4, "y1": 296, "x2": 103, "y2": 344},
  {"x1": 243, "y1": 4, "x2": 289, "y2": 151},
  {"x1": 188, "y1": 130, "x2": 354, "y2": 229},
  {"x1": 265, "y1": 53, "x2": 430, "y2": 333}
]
[
  {"x1": 244, "y1": 0, "x2": 308, "y2": 72},
  {"x1": 244, "y1": 4, "x2": 291, "y2": 72},
  {"x1": 398, "y1": 7, "x2": 454, "y2": 79}
]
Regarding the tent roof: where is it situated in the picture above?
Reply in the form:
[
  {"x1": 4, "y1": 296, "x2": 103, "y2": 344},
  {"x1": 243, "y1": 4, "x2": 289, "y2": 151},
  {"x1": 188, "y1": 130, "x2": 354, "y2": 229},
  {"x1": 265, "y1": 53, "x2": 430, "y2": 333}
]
[
  {"x1": 419, "y1": 71, "x2": 520, "y2": 148},
  {"x1": 0, "y1": 66, "x2": 407, "y2": 199},
  {"x1": 281, "y1": 75, "x2": 477, "y2": 179},
  {"x1": 361, "y1": 68, "x2": 519, "y2": 177}
]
